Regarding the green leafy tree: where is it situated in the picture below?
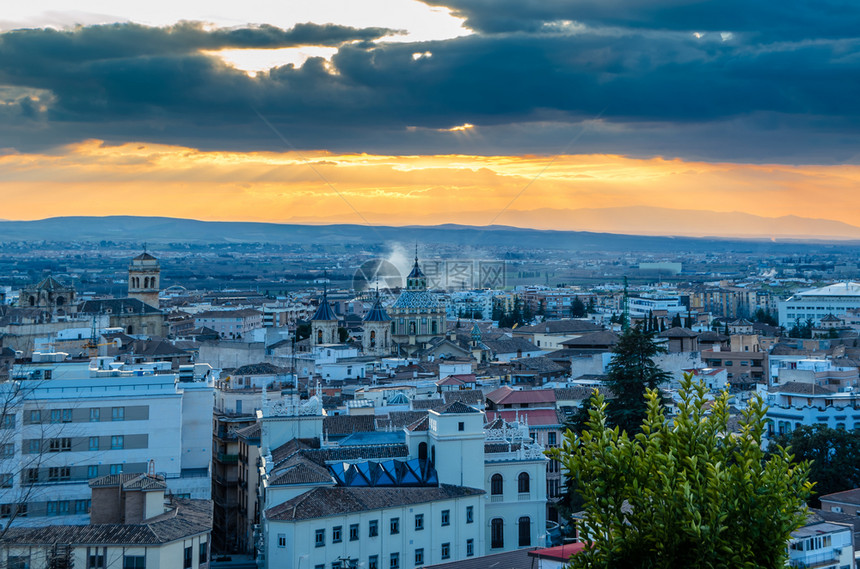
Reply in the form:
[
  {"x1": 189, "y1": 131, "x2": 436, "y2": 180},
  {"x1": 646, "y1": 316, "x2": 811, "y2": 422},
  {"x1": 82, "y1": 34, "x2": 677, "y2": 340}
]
[
  {"x1": 570, "y1": 297, "x2": 587, "y2": 318},
  {"x1": 769, "y1": 425, "x2": 860, "y2": 507},
  {"x1": 670, "y1": 313, "x2": 682, "y2": 328},
  {"x1": 753, "y1": 308, "x2": 778, "y2": 326},
  {"x1": 337, "y1": 327, "x2": 349, "y2": 343},
  {"x1": 294, "y1": 322, "x2": 311, "y2": 341},
  {"x1": 548, "y1": 375, "x2": 812, "y2": 569},
  {"x1": 603, "y1": 326, "x2": 671, "y2": 435}
]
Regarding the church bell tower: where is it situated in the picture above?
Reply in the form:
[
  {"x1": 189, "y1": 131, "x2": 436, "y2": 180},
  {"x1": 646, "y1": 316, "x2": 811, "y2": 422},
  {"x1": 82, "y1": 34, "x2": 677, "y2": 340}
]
[{"x1": 128, "y1": 250, "x2": 161, "y2": 309}]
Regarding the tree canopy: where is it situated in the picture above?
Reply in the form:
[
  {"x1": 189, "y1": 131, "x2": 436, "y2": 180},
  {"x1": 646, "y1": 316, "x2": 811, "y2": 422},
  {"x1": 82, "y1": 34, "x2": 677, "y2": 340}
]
[
  {"x1": 603, "y1": 326, "x2": 671, "y2": 436},
  {"x1": 548, "y1": 375, "x2": 812, "y2": 569},
  {"x1": 769, "y1": 424, "x2": 860, "y2": 507}
]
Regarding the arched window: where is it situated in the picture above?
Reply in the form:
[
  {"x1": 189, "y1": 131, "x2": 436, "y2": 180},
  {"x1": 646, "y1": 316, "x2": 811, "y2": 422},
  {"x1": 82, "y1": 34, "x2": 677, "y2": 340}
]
[
  {"x1": 518, "y1": 517, "x2": 531, "y2": 546},
  {"x1": 127, "y1": 325, "x2": 134, "y2": 334},
  {"x1": 491, "y1": 474, "x2": 503, "y2": 496},
  {"x1": 29, "y1": 296, "x2": 35, "y2": 306},
  {"x1": 370, "y1": 330, "x2": 376, "y2": 348},
  {"x1": 432, "y1": 320, "x2": 438, "y2": 334},
  {"x1": 491, "y1": 518, "x2": 504, "y2": 549},
  {"x1": 518, "y1": 472, "x2": 530, "y2": 494},
  {"x1": 317, "y1": 330, "x2": 323, "y2": 344},
  {"x1": 409, "y1": 321, "x2": 416, "y2": 335},
  {"x1": 418, "y1": 442, "x2": 427, "y2": 461},
  {"x1": 56, "y1": 296, "x2": 64, "y2": 306}
]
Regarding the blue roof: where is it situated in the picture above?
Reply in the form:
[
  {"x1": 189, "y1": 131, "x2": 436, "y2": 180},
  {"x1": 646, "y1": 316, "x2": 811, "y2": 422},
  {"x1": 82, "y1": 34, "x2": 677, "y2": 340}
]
[
  {"x1": 363, "y1": 295, "x2": 391, "y2": 322},
  {"x1": 329, "y1": 457, "x2": 437, "y2": 487},
  {"x1": 311, "y1": 300, "x2": 338, "y2": 321}
]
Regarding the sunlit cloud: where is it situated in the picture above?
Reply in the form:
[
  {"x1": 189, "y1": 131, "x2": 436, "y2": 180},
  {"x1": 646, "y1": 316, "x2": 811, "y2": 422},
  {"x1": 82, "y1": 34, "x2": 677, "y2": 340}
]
[{"x1": 204, "y1": 46, "x2": 340, "y2": 74}]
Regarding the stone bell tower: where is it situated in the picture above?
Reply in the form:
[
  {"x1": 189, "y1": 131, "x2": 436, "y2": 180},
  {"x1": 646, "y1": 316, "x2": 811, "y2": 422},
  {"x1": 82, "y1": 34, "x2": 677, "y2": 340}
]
[{"x1": 128, "y1": 251, "x2": 161, "y2": 309}]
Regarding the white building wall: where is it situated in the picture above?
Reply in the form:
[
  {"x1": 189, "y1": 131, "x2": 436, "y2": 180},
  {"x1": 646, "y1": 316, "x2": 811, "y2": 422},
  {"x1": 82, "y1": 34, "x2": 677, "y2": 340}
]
[
  {"x1": 0, "y1": 362, "x2": 214, "y2": 525},
  {"x1": 265, "y1": 495, "x2": 485, "y2": 569}
]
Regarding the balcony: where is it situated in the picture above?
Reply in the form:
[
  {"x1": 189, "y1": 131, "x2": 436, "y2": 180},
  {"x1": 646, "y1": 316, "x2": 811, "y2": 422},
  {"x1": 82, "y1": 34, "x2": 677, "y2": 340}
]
[
  {"x1": 490, "y1": 495, "x2": 503, "y2": 503},
  {"x1": 789, "y1": 551, "x2": 839, "y2": 568},
  {"x1": 518, "y1": 492, "x2": 530, "y2": 501},
  {"x1": 217, "y1": 453, "x2": 239, "y2": 464}
]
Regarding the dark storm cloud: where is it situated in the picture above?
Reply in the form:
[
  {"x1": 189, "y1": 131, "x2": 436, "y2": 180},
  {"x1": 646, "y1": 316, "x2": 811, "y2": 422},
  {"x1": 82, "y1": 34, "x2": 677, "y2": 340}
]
[
  {"x1": 423, "y1": 0, "x2": 860, "y2": 40},
  {"x1": 0, "y1": 15, "x2": 858, "y2": 162}
]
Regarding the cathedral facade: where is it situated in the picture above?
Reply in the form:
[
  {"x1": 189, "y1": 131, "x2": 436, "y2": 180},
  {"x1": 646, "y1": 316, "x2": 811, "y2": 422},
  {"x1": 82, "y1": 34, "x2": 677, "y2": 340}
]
[{"x1": 389, "y1": 254, "x2": 446, "y2": 356}]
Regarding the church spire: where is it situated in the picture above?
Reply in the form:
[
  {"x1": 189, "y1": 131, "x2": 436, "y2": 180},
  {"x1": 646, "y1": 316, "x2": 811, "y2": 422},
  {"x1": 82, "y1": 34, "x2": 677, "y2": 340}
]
[{"x1": 406, "y1": 245, "x2": 426, "y2": 291}]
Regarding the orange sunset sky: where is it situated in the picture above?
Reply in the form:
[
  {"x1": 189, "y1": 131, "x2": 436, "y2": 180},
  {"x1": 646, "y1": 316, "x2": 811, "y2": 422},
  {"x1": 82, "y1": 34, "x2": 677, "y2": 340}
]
[{"x1": 1, "y1": 1, "x2": 859, "y2": 237}]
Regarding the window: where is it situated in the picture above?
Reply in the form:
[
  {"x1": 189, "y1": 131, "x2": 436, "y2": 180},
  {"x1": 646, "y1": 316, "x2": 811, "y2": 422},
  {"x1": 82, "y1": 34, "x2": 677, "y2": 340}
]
[
  {"x1": 277, "y1": 534, "x2": 286, "y2": 547},
  {"x1": 88, "y1": 465, "x2": 99, "y2": 478},
  {"x1": 441, "y1": 509, "x2": 450, "y2": 526},
  {"x1": 1, "y1": 414, "x2": 14, "y2": 429},
  {"x1": 1, "y1": 443, "x2": 14, "y2": 458},
  {"x1": 466, "y1": 506, "x2": 474, "y2": 523},
  {"x1": 50, "y1": 409, "x2": 72, "y2": 423},
  {"x1": 123, "y1": 555, "x2": 146, "y2": 569},
  {"x1": 24, "y1": 468, "x2": 38, "y2": 484},
  {"x1": 414, "y1": 549, "x2": 424, "y2": 566},
  {"x1": 389, "y1": 552, "x2": 399, "y2": 569},
  {"x1": 110, "y1": 464, "x2": 122, "y2": 475},
  {"x1": 29, "y1": 410, "x2": 41, "y2": 424},
  {"x1": 466, "y1": 539, "x2": 474, "y2": 557},
  {"x1": 441, "y1": 543, "x2": 450, "y2": 559},
  {"x1": 491, "y1": 518, "x2": 504, "y2": 549},
  {"x1": 88, "y1": 552, "x2": 105, "y2": 568},
  {"x1": 458, "y1": 421, "x2": 464, "y2": 431},
  {"x1": 390, "y1": 517, "x2": 399, "y2": 535},
  {"x1": 9, "y1": 557, "x2": 30, "y2": 569},
  {"x1": 414, "y1": 513, "x2": 424, "y2": 530},
  {"x1": 519, "y1": 516, "x2": 531, "y2": 546},
  {"x1": 0, "y1": 474, "x2": 11, "y2": 488},
  {"x1": 518, "y1": 472, "x2": 530, "y2": 494},
  {"x1": 184, "y1": 546, "x2": 192, "y2": 569},
  {"x1": 111, "y1": 435, "x2": 124, "y2": 450},
  {"x1": 89, "y1": 437, "x2": 100, "y2": 451},
  {"x1": 112, "y1": 407, "x2": 125, "y2": 421},
  {"x1": 332, "y1": 525, "x2": 342, "y2": 543},
  {"x1": 75, "y1": 500, "x2": 90, "y2": 514},
  {"x1": 369, "y1": 519, "x2": 379, "y2": 537},
  {"x1": 491, "y1": 473, "x2": 503, "y2": 495},
  {"x1": 199, "y1": 543, "x2": 208, "y2": 564},
  {"x1": 548, "y1": 432, "x2": 557, "y2": 446},
  {"x1": 368, "y1": 556, "x2": 378, "y2": 569},
  {"x1": 332, "y1": 563, "x2": 342, "y2": 569},
  {"x1": 27, "y1": 440, "x2": 40, "y2": 454},
  {"x1": 349, "y1": 523, "x2": 359, "y2": 541},
  {"x1": 49, "y1": 438, "x2": 72, "y2": 452},
  {"x1": 90, "y1": 408, "x2": 100, "y2": 422},
  {"x1": 315, "y1": 528, "x2": 325, "y2": 547},
  {"x1": 48, "y1": 466, "x2": 70, "y2": 481}
]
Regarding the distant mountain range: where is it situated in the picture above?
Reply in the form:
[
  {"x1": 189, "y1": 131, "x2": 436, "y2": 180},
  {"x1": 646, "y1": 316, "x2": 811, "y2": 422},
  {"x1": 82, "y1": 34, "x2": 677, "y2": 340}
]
[
  {"x1": 286, "y1": 206, "x2": 860, "y2": 240},
  {"x1": 0, "y1": 214, "x2": 858, "y2": 253}
]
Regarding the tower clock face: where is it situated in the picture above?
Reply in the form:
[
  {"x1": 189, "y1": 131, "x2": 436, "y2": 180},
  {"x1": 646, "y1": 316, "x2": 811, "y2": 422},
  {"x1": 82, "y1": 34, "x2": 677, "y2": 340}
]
[{"x1": 353, "y1": 259, "x2": 402, "y2": 299}]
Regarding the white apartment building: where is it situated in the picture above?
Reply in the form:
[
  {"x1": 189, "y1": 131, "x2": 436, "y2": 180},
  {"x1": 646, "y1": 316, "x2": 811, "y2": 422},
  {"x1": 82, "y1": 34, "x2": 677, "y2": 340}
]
[
  {"x1": 194, "y1": 309, "x2": 263, "y2": 339},
  {"x1": 0, "y1": 358, "x2": 213, "y2": 526},
  {"x1": 626, "y1": 293, "x2": 686, "y2": 319},
  {"x1": 778, "y1": 281, "x2": 860, "y2": 326},
  {"x1": 256, "y1": 392, "x2": 548, "y2": 569},
  {"x1": 761, "y1": 382, "x2": 860, "y2": 434},
  {"x1": 787, "y1": 521, "x2": 854, "y2": 569}
]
